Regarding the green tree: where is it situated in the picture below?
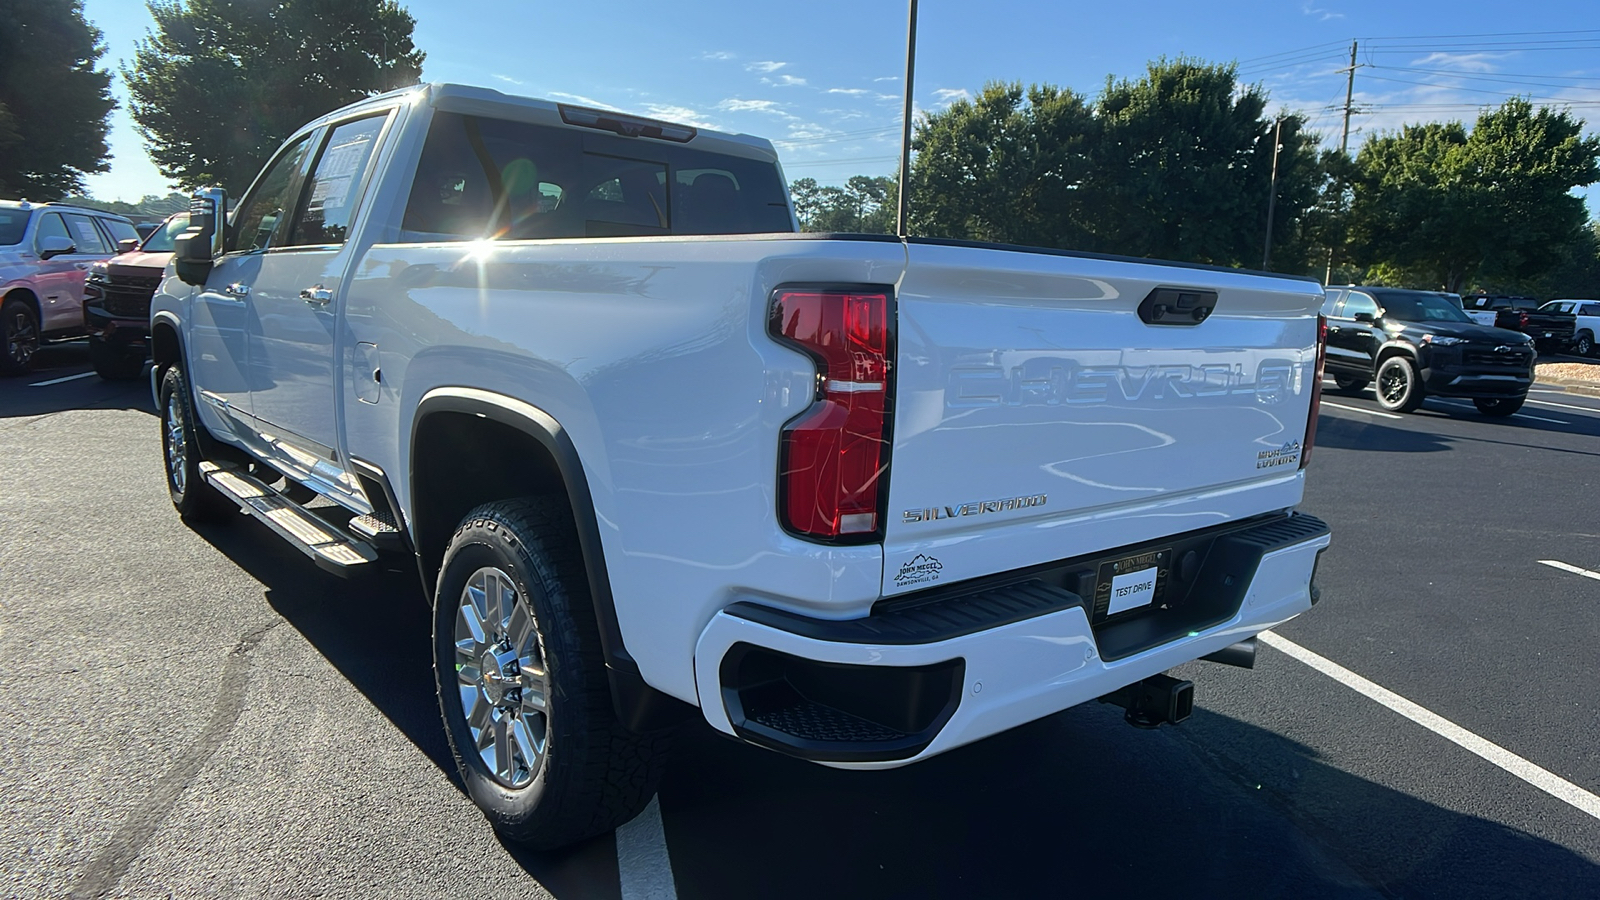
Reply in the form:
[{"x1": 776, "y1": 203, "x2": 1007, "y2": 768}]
[
  {"x1": 124, "y1": 0, "x2": 424, "y2": 194},
  {"x1": 1346, "y1": 100, "x2": 1600, "y2": 292},
  {"x1": 0, "y1": 0, "x2": 116, "y2": 199},
  {"x1": 908, "y1": 82, "x2": 1098, "y2": 249},
  {"x1": 791, "y1": 175, "x2": 896, "y2": 233},
  {"x1": 1085, "y1": 58, "x2": 1321, "y2": 269}
]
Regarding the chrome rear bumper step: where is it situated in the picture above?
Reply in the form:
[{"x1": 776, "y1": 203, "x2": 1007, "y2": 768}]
[{"x1": 200, "y1": 461, "x2": 378, "y2": 575}]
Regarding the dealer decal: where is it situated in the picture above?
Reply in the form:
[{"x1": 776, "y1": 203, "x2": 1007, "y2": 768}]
[
  {"x1": 894, "y1": 554, "x2": 944, "y2": 587},
  {"x1": 1255, "y1": 441, "x2": 1301, "y2": 469}
]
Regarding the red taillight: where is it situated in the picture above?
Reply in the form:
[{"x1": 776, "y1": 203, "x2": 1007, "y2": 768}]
[
  {"x1": 770, "y1": 288, "x2": 893, "y2": 540},
  {"x1": 1301, "y1": 313, "x2": 1326, "y2": 469},
  {"x1": 1519, "y1": 312, "x2": 1529, "y2": 329}
]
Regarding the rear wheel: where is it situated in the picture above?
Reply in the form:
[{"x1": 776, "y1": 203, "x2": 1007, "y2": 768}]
[
  {"x1": 1473, "y1": 395, "x2": 1525, "y2": 417},
  {"x1": 433, "y1": 498, "x2": 670, "y2": 850},
  {"x1": 1375, "y1": 356, "x2": 1425, "y2": 413},
  {"x1": 1333, "y1": 375, "x2": 1369, "y2": 395},
  {"x1": 2, "y1": 297, "x2": 40, "y2": 375},
  {"x1": 91, "y1": 335, "x2": 146, "y2": 380}
]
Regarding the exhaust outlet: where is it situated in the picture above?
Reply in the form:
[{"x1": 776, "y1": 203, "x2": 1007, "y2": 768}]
[
  {"x1": 1098, "y1": 673, "x2": 1194, "y2": 729},
  {"x1": 1200, "y1": 636, "x2": 1258, "y2": 669}
]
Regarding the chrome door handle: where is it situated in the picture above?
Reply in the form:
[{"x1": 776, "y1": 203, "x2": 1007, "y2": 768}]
[
  {"x1": 224, "y1": 282, "x2": 251, "y2": 297},
  {"x1": 300, "y1": 285, "x2": 333, "y2": 305}
]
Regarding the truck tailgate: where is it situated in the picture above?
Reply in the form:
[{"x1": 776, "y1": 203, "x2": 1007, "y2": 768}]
[{"x1": 882, "y1": 241, "x2": 1324, "y2": 596}]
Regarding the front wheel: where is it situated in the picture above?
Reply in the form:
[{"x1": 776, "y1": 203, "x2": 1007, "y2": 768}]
[
  {"x1": 1575, "y1": 331, "x2": 1594, "y2": 357},
  {"x1": 1375, "y1": 356, "x2": 1426, "y2": 413},
  {"x1": 2, "y1": 297, "x2": 40, "y2": 375},
  {"x1": 1474, "y1": 395, "x2": 1525, "y2": 417},
  {"x1": 433, "y1": 498, "x2": 670, "y2": 850},
  {"x1": 158, "y1": 365, "x2": 233, "y2": 521}
]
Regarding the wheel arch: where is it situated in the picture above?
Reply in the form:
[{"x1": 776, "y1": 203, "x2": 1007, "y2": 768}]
[
  {"x1": 3, "y1": 286, "x2": 41, "y2": 320},
  {"x1": 409, "y1": 387, "x2": 689, "y2": 731}
]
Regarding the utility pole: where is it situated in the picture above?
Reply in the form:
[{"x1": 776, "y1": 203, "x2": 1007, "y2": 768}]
[
  {"x1": 1263, "y1": 117, "x2": 1283, "y2": 271},
  {"x1": 1340, "y1": 40, "x2": 1358, "y2": 154},
  {"x1": 895, "y1": 0, "x2": 919, "y2": 238},
  {"x1": 1327, "y1": 40, "x2": 1358, "y2": 284}
]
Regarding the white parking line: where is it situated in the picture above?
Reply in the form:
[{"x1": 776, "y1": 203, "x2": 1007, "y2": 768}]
[
  {"x1": 1258, "y1": 631, "x2": 1600, "y2": 822},
  {"x1": 616, "y1": 794, "x2": 678, "y2": 900},
  {"x1": 1430, "y1": 399, "x2": 1567, "y2": 425},
  {"x1": 1538, "y1": 559, "x2": 1600, "y2": 582},
  {"x1": 29, "y1": 371, "x2": 96, "y2": 387},
  {"x1": 1525, "y1": 397, "x2": 1600, "y2": 415},
  {"x1": 1320, "y1": 401, "x2": 1403, "y2": 420}
]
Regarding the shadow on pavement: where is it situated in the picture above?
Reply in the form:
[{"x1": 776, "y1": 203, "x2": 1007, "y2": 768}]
[
  {"x1": 1315, "y1": 414, "x2": 1450, "y2": 454},
  {"x1": 658, "y1": 705, "x2": 1599, "y2": 900},
  {"x1": 0, "y1": 341, "x2": 155, "y2": 419},
  {"x1": 190, "y1": 516, "x2": 623, "y2": 896}
]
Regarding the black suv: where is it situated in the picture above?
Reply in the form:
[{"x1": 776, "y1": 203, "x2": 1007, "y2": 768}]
[{"x1": 1322, "y1": 285, "x2": 1535, "y2": 416}]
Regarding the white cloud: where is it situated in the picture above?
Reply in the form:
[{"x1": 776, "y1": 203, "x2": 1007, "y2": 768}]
[
  {"x1": 932, "y1": 88, "x2": 969, "y2": 102},
  {"x1": 762, "y1": 74, "x2": 808, "y2": 87},
  {"x1": 643, "y1": 104, "x2": 717, "y2": 128},
  {"x1": 701, "y1": 51, "x2": 735, "y2": 61},
  {"x1": 492, "y1": 74, "x2": 525, "y2": 86},
  {"x1": 1300, "y1": 1, "x2": 1344, "y2": 20},
  {"x1": 1408, "y1": 52, "x2": 1512, "y2": 74},
  {"x1": 826, "y1": 88, "x2": 869, "y2": 96},
  {"x1": 746, "y1": 61, "x2": 788, "y2": 73},
  {"x1": 718, "y1": 98, "x2": 783, "y2": 113},
  {"x1": 548, "y1": 91, "x2": 612, "y2": 109},
  {"x1": 874, "y1": 76, "x2": 900, "y2": 82}
]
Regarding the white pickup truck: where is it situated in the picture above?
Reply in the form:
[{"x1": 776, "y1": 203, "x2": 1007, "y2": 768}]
[{"x1": 150, "y1": 83, "x2": 1331, "y2": 849}]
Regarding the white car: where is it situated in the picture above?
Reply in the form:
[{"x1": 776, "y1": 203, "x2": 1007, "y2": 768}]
[{"x1": 1539, "y1": 299, "x2": 1600, "y2": 356}]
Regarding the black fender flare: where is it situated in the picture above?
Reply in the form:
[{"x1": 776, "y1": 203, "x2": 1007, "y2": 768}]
[{"x1": 410, "y1": 387, "x2": 689, "y2": 731}]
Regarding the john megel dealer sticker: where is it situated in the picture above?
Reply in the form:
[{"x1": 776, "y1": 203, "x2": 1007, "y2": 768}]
[{"x1": 894, "y1": 554, "x2": 943, "y2": 587}]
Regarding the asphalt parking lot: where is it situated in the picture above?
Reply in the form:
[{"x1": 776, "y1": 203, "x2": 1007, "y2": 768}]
[{"x1": 3, "y1": 341, "x2": 1598, "y2": 899}]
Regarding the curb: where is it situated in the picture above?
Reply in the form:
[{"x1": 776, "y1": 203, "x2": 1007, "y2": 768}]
[{"x1": 1534, "y1": 373, "x2": 1600, "y2": 398}]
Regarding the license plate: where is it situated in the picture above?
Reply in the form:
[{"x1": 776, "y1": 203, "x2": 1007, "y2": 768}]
[{"x1": 1093, "y1": 548, "x2": 1171, "y2": 620}]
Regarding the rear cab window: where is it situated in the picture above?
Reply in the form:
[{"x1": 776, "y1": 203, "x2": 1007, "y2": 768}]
[{"x1": 399, "y1": 109, "x2": 793, "y2": 243}]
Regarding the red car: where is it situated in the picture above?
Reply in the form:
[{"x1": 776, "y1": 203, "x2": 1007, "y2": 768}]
[{"x1": 83, "y1": 212, "x2": 187, "y2": 379}]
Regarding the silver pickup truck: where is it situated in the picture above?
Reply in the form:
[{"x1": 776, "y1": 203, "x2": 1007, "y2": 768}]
[{"x1": 150, "y1": 83, "x2": 1331, "y2": 849}]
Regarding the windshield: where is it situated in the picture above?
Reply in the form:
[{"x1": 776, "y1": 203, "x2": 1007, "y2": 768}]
[
  {"x1": 0, "y1": 209, "x2": 28, "y2": 245},
  {"x1": 1375, "y1": 290, "x2": 1474, "y2": 324},
  {"x1": 140, "y1": 213, "x2": 190, "y2": 253}
]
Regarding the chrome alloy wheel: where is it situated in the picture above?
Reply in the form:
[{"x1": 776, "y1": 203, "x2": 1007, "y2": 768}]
[
  {"x1": 5, "y1": 308, "x2": 37, "y2": 367},
  {"x1": 455, "y1": 566, "x2": 549, "y2": 789},
  {"x1": 164, "y1": 387, "x2": 188, "y2": 495}
]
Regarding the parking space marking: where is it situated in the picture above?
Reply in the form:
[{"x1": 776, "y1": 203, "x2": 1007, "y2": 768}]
[
  {"x1": 1525, "y1": 397, "x2": 1600, "y2": 415},
  {"x1": 1259, "y1": 631, "x2": 1600, "y2": 821},
  {"x1": 1538, "y1": 559, "x2": 1600, "y2": 583},
  {"x1": 29, "y1": 371, "x2": 96, "y2": 387},
  {"x1": 1321, "y1": 401, "x2": 1403, "y2": 420},
  {"x1": 616, "y1": 794, "x2": 677, "y2": 900},
  {"x1": 1430, "y1": 398, "x2": 1567, "y2": 425}
]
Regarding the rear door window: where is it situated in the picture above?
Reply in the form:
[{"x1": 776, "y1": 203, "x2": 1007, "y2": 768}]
[
  {"x1": 399, "y1": 111, "x2": 792, "y2": 242},
  {"x1": 289, "y1": 114, "x2": 389, "y2": 246},
  {"x1": 1582, "y1": 303, "x2": 1600, "y2": 317},
  {"x1": 64, "y1": 214, "x2": 110, "y2": 254}
]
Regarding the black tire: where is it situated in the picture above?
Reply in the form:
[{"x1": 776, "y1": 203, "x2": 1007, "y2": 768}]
[
  {"x1": 2, "y1": 296, "x2": 40, "y2": 375},
  {"x1": 158, "y1": 364, "x2": 233, "y2": 522},
  {"x1": 90, "y1": 335, "x2": 146, "y2": 380},
  {"x1": 1333, "y1": 375, "x2": 1369, "y2": 395},
  {"x1": 1375, "y1": 356, "x2": 1425, "y2": 413},
  {"x1": 433, "y1": 498, "x2": 670, "y2": 850},
  {"x1": 1474, "y1": 395, "x2": 1525, "y2": 417},
  {"x1": 1576, "y1": 331, "x2": 1594, "y2": 358}
]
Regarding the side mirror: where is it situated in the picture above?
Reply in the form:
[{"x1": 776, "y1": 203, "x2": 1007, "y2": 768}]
[
  {"x1": 38, "y1": 236, "x2": 76, "y2": 260},
  {"x1": 117, "y1": 238, "x2": 140, "y2": 253},
  {"x1": 1352, "y1": 312, "x2": 1376, "y2": 324},
  {"x1": 174, "y1": 187, "x2": 228, "y2": 286}
]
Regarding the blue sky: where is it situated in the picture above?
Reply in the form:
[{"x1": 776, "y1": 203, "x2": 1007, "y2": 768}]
[{"x1": 81, "y1": 0, "x2": 1600, "y2": 213}]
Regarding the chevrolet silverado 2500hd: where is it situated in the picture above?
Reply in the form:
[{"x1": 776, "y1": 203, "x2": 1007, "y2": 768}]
[{"x1": 150, "y1": 83, "x2": 1331, "y2": 849}]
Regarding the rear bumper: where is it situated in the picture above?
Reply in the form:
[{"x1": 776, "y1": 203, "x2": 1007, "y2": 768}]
[{"x1": 693, "y1": 513, "x2": 1330, "y2": 769}]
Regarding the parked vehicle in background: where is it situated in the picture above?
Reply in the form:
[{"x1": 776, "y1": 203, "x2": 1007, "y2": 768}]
[
  {"x1": 1460, "y1": 294, "x2": 1575, "y2": 352},
  {"x1": 83, "y1": 212, "x2": 189, "y2": 380},
  {"x1": 150, "y1": 83, "x2": 1331, "y2": 850},
  {"x1": 1538, "y1": 299, "x2": 1600, "y2": 357},
  {"x1": 1322, "y1": 285, "x2": 1535, "y2": 415},
  {"x1": 0, "y1": 200, "x2": 141, "y2": 374}
]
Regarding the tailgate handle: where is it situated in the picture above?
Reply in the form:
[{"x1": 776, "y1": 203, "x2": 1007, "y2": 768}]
[{"x1": 1139, "y1": 287, "x2": 1217, "y2": 326}]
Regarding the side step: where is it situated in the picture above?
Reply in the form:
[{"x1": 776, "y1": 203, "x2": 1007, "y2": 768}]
[{"x1": 200, "y1": 462, "x2": 379, "y2": 576}]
